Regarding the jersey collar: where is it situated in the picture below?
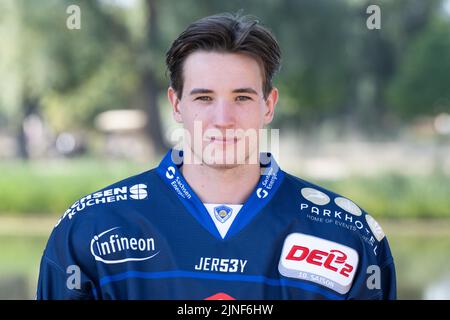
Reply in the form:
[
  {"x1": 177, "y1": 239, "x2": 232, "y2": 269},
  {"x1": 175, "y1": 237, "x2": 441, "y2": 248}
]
[{"x1": 156, "y1": 149, "x2": 285, "y2": 240}]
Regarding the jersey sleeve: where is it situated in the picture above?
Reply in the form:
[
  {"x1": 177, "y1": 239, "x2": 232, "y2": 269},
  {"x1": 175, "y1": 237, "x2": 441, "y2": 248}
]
[
  {"x1": 36, "y1": 211, "x2": 98, "y2": 300},
  {"x1": 36, "y1": 255, "x2": 95, "y2": 300},
  {"x1": 346, "y1": 236, "x2": 397, "y2": 300},
  {"x1": 377, "y1": 258, "x2": 397, "y2": 300}
]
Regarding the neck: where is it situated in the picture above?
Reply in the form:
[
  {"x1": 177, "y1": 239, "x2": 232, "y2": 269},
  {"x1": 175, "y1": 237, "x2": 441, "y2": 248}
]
[{"x1": 181, "y1": 159, "x2": 261, "y2": 204}]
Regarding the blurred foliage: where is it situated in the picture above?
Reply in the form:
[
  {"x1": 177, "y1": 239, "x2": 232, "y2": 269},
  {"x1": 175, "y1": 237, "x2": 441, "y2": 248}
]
[
  {"x1": 0, "y1": 0, "x2": 142, "y2": 130},
  {"x1": 387, "y1": 18, "x2": 450, "y2": 118},
  {"x1": 1, "y1": 0, "x2": 449, "y2": 142},
  {"x1": 0, "y1": 160, "x2": 448, "y2": 218}
]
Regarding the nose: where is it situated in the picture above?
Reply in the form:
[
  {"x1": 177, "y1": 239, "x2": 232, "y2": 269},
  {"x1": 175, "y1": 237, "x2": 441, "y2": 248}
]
[{"x1": 212, "y1": 98, "x2": 235, "y2": 129}]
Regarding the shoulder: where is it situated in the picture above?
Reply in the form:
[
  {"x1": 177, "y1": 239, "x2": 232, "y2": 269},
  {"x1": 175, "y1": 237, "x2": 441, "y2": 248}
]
[
  {"x1": 41, "y1": 168, "x2": 164, "y2": 268},
  {"x1": 281, "y1": 171, "x2": 364, "y2": 212},
  {"x1": 279, "y1": 171, "x2": 390, "y2": 259},
  {"x1": 53, "y1": 168, "x2": 158, "y2": 230},
  {"x1": 277, "y1": 172, "x2": 396, "y2": 298}
]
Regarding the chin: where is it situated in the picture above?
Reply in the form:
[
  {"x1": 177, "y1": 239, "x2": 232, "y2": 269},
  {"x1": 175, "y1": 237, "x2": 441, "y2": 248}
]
[
  {"x1": 204, "y1": 162, "x2": 241, "y2": 170},
  {"x1": 202, "y1": 150, "x2": 254, "y2": 168}
]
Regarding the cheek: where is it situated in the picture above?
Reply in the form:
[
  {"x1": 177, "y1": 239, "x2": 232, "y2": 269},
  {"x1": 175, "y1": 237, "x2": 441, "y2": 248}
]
[
  {"x1": 237, "y1": 115, "x2": 260, "y2": 130},
  {"x1": 179, "y1": 102, "x2": 200, "y2": 122},
  {"x1": 181, "y1": 108, "x2": 204, "y2": 132},
  {"x1": 245, "y1": 105, "x2": 266, "y2": 127}
]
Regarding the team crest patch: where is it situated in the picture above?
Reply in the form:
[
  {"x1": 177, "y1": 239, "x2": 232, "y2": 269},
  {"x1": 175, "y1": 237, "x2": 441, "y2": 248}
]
[{"x1": 214, "y1": 205, "x2": 233, "y2": 223}]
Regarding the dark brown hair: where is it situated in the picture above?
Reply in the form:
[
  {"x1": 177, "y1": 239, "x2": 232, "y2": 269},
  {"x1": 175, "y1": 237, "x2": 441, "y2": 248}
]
[{"x1": 165, "y1": 12, "x2": 281, "y2": 99}]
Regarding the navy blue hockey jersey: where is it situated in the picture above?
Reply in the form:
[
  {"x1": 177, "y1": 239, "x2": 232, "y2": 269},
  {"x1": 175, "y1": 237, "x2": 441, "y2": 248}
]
[{"x1": 37, "y1": 149, "x2": 396, "y2": 300}]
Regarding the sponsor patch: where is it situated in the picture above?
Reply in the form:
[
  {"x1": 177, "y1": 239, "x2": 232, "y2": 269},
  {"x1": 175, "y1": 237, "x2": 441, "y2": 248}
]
[
  {"x1": 90, "y1": 227, "x2": 159, "y2": 264},
  {"x1": 256, "y1": 187, "x2": 268, "y2": 199},
  {"x1": 55, "y1": 184, "x2": 148, "y2": 227},
  {"x1": 300, "y1": 188, "x2": 330, "y2": 205},
  {"x1": 334, "y1": 197, "x2": 362, "y2": 216},
  {"x1": 129, "y1": 184, "x2": 148, "y2": 199},
  {"x1": 278, "y1": 233, "x2": 359, "y2": 294},
  {"x1": 166, "y1": 166, "x2": 175, "y2": 179}
]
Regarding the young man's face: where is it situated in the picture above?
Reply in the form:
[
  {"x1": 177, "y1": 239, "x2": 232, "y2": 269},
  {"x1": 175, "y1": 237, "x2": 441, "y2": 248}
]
[{"x1": 168, "y1": 51, "x2": 278, "y2": 168}]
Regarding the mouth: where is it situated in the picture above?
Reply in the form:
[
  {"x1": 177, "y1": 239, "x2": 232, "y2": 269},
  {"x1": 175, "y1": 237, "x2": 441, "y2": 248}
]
[{"x1": 207, "y1": 136, "x2": 239, "y2": 144}]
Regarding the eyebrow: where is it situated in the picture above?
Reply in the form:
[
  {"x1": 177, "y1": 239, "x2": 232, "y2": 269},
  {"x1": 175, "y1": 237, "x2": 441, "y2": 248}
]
[
  {"x1": 232, "y1": 88, "x2": 258, "y2": 95},
  {"x1": 189, "y1": 88, "x2": 259, "y2": 95},
  {"x1": 189, "y1": 88, "x2": 214, "y2": 95}
]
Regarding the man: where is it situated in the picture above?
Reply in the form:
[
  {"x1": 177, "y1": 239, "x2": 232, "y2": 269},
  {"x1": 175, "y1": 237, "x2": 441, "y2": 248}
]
[{"x1": 37, "y1": 13, "x2": 396, "y2": 300}]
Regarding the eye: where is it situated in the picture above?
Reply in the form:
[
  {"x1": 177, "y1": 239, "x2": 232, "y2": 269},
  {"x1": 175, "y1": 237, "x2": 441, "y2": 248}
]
[
  {"x1": 236, "y1": 96, "x2": 252, "y2": 102},
  {"x1": 195, "y1": 96, "x2": 212, "y2": 102}
]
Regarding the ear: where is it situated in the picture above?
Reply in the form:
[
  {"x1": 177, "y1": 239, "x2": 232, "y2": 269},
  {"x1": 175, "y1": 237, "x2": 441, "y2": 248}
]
[
  {"x1": 263, "y1": 87, "x2": 278, "y2": 125},
  {"x1": 168, "y1": 87, "x2": 183, "y2": 123}
]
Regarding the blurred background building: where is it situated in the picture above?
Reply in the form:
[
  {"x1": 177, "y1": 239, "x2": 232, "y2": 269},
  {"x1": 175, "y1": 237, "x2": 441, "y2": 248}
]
[{"x1": 0, "y1": 0, "x2": 449, "y2": 299}]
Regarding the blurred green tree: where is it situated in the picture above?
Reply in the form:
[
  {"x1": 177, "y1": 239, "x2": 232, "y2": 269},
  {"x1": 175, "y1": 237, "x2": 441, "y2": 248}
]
[
  {"x1": 0, "y1": 0, "x2": 447, "y2": 158},
  {"x1": 387, "y1": 18, "x2": 450, "y2": 118},
  {"x1": 0, "y1": 0, "x2": 168, "y2": 157}
]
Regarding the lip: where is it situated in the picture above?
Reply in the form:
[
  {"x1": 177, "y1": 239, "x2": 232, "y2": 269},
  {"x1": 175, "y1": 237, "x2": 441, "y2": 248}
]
[{"x1": 206, "y1": 137, "x2": 239, "y2": 144}]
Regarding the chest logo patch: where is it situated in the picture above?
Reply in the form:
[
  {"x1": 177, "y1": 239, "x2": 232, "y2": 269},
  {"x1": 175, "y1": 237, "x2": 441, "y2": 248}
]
[{"x1": 278, "y1": 233, "x2": 359, "y2": 294}]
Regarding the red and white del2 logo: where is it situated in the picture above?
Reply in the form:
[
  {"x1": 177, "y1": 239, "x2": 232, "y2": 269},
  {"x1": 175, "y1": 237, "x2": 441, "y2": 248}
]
[
  {"x1": 278, "y1": 233, "x2": 359, "y2": 294},
  {"x1": 285, "y1": 245, "x2": 353, "y2": 277}
]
